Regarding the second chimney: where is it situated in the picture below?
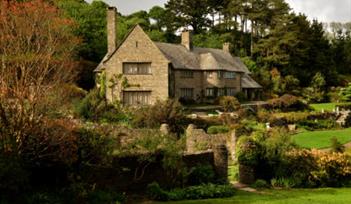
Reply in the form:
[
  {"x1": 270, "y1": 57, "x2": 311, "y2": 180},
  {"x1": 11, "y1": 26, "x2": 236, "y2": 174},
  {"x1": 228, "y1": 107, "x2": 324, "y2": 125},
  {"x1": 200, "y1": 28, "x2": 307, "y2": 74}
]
[
  {"x1": 223, "y1": 42, "x2": 230, "y2": 53},
  {"x1": 107, "y1": 7, "x2": 117, "y2": 54},
  {"x1": 181, "y1": 30, "x2": 193, "y2": 50}
]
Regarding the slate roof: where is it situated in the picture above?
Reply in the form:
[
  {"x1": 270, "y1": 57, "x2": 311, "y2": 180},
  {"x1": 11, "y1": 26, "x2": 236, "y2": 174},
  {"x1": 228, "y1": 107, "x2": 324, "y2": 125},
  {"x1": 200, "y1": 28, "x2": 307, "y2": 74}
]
[
  {"x1": 155, "y1": 42, "x2": 250, "y2": 73},
  {"x1": 242, "y1": 74, "x2": 262, "y2": 89}
]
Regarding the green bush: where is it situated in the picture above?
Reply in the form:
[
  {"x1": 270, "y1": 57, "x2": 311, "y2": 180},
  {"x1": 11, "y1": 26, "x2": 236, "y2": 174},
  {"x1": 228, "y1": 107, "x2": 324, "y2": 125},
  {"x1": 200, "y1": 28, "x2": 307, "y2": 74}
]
[
  {"x1": 188, "y1": 165, "x2": 215, "y2": 185},
  {"x1": 75, "y1": 89, "x2": 129, "y2": 123},
  {"x1": 219, "y1": 96, "x2": 240, "y2": 112},
  {"x1": 237, "y1": 128, "x2": 296, "y2": 180},
  {"x1": 131, "y1": 99, "x2": 186, "y2": 133},
  {"x1": 297, "y1": 119, "x2": 337, "y2": 131},
  {"x1": 251, "y1": 179, "x2": 269, "y2": 188},
  {"x1": 266, "y1": 94, "x2": 310, "y2": 112},
  {"x1": 147, "y1": 182, "x2": 235, "y2": 201},
  {"x1": 270, "y1": 178, "x2": 298, "y2": 188},
  {"x1": 207, "y1": 125, "x2": 230, "y2": 134}
]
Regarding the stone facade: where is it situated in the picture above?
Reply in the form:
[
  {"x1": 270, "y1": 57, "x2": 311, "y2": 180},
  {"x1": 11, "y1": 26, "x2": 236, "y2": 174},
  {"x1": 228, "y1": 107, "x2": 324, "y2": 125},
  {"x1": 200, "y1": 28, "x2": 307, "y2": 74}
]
[
  {"x1": 104, "y1": 25, "x2": 170, "y2": 104},
  {"x1": 97, "y1": 7, "x2": 261, "y2": 105}
]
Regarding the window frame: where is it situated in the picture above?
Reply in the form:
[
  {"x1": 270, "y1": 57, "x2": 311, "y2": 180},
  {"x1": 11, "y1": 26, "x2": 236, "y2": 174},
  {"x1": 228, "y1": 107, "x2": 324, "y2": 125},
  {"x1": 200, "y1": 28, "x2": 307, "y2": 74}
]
[
  {"x1": 123, "y1": 91, "x2": 151, "y2": 105},
  {"x1": 122, "y1": 62, "x2": 152, "y2": 75},
  {"x1": 205, "y1": 88, "x2": 215, "y2": 97},
  {"x1": 180, "y1": 70, "x2": 194, "y2": 78},
  {"x1": 223, "y1": 71, "x2": 236, "y2": 79},
  {"x1": 180, "y1": 88, "x2": 194, "y2": 99}
]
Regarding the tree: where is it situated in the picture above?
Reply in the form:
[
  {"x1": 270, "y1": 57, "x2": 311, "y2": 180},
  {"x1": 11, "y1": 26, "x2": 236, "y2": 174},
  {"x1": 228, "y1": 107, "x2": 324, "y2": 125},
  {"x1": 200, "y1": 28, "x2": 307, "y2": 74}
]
[
  {"x1": 165, "y1": 0, "x2": 211, "y2": 34},
  {"x1": 0, "y1": 0, "x2": 79, "y2": 154}
]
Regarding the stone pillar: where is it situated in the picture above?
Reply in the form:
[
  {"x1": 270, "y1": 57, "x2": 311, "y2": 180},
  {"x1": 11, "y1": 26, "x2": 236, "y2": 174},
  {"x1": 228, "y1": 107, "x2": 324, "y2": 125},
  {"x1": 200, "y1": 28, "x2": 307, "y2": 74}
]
[
  {"x1": 213, "y1": 144, "x2": 228, "y2": 183},
  {"x1": 160, "y1": 124, "x2": 170, "y2": 135},
  {"x1": 107, "y1": 7, "x2": 117, "y2": 54},
  {"x1": 185, "y1": 124, "x2": 196, "y2": 153},
  {"x1": 229, "y1": 130, "x2": 237, "y2": 161}
]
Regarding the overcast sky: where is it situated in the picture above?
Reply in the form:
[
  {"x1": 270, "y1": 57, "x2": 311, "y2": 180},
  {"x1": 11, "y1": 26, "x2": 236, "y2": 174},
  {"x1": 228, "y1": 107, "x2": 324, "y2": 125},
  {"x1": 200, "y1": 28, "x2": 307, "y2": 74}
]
[{"x1": 88, "y1": 0, "x2": 351, "y2": 23}]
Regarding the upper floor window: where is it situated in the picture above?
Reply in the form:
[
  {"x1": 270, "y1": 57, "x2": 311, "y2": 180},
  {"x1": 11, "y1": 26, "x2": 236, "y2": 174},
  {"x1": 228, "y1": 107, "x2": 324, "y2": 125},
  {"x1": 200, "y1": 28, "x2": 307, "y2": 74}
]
[
  {"x1": 181, "y1": 70, "x2": 194, "y2": 78},
  {"x1": 224, "y1": 71, "x2": 236, "y2": 79},
  {"x1": 123, "y1": 62, "x2": 151, "y2": 75}
]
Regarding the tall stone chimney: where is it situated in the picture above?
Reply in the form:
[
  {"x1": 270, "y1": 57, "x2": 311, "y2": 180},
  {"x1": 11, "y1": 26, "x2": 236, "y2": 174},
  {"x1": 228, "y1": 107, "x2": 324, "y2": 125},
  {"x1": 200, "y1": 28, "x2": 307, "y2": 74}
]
[
  {"x1": 181, "y1": 30, "x2": 193, "y2": 50},
  {"x1": 223, "y1": 42, "x2": 230, "y2": 53},
  {"x1": 107, "y1": 7, "x2": 117, "y2": 54}
]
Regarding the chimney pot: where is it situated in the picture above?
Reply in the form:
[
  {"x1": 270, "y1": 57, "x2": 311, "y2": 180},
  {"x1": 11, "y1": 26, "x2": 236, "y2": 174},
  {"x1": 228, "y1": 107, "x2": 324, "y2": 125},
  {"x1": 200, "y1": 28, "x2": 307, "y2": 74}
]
[
  {"x1": 107, "y1": 7, "x2": 117, "y2": 54},
  {"x1": 181, "y1": 30, "x2": 193, "y2": 50}
]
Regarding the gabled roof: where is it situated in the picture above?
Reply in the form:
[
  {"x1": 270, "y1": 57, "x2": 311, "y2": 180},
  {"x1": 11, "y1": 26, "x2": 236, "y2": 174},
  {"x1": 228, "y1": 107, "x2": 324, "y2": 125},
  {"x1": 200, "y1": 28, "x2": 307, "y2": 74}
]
[
  {"x1": 242, "y1": 74, "x2": 262, "y2": 89},
  {"x1": 95, "y1": 24, "x2": 252, "y2": 74},
  {"x1": 155, "y1": 42, "x2": 250, "y2": 73}
]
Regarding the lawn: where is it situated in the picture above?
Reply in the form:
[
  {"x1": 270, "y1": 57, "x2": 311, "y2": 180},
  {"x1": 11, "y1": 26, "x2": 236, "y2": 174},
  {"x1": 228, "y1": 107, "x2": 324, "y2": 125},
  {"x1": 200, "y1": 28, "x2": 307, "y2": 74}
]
[
  {"x1": 152, "y1": 188, "x2": 351, "y2": 204},
  {"x1": 310, "y1": 103, "x2": 351, "y2": 112},
  {"x1": 293, "y1": 128, "x2": 351, "y2": 149}
]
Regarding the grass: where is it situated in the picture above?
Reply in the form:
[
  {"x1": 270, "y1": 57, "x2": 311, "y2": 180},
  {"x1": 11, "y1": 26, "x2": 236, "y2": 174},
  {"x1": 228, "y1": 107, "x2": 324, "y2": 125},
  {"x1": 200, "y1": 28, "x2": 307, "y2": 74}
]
[
  {"x1": 310, "y1": 102, "x2": 351, "y2": 112},
  {"x1": 152, "y1": 188, "x2": 351, "y2": 204},
  {"x1": 293, "y1": 128, "x2": 351, "y2": 149}
]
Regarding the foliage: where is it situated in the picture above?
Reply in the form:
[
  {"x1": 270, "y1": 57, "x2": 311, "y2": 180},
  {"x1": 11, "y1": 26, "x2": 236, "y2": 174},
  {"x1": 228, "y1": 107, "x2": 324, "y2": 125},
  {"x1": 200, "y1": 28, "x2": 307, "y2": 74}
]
[
  {"x1": 284, "y1": 149, "x2": 351, "y2": 187},
  {"x1": 297, "y1": 119, "x2": 338, "y2": 131},
  {"x1": 187, "y1": 164, "x2": 216, "y2": 185},
  {"x1": 75, "y1": 89, "x2": 129, "y2": 123},
  {"x1": 237, "y1": 128, "x2": 296, "y2": 180},
  {"x1": 207, "y1": 125, "x2": 230, "y2": 134},
  {"x1": 302, "y1": 73, "x2": 327, "y2": 103},
  {"x1": 147, "y1": 182, "x2": 235, "y2": 201},
  {"x1": 266, "y1": 94, "x2": 309, "y2": 112},
  {"x1": 340, "y1": 83, "x2": 351, "y2": 102},
  {"x1": 0, "y1": 0, "x2": 79, "y2": 157},
  {"x1": 270, "y1": 178, "x2": 298, "y2": 188},
  {"x1": 131, "y1": 99, "x2": 186, "y2": 133},
  {"x1": 251, "y1": 179, "x2": 269, "y2": 189},
  {"x1": 219, "y1": 96, "x2": 241, "y2": 112}
]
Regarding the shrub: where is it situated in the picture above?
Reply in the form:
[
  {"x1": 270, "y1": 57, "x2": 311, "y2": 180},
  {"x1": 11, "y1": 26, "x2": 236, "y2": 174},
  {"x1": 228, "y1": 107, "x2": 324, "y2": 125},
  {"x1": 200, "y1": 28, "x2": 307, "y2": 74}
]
[
  {"x1": 219, "y1": 96, "x2": 240, "y2": 112},
  {"x1": 266, "y1": 94, "x2": 309, "y2": 112},
  {"x1": 297, "y1": 119, "x2": 338, "y2": 131},
  {"x1": 270, "y1": 178, "x2": 297, "y2": 188},
  {"x1": 251, "y1": 179, "x2": 269, "y2": 188},
  {"x1": 187, "y1": 164, "x2": 215, "y2": 185},
  {"x1": 131, "y1": 99, "x2": 186, "y2": 133},
  {"x1": 235, "y1": 92, "x2": 248, "y2": 102},
  {"x1": 207, "y1": 125, "x2": 230, "y2": 134},
  {"x1": 237, "y1": 128, "x2": 296, "y2": 180},
  {"x1": 147, "y1": 182, "x2": 235, "y2": 201},
  {"x1": 283, "y1": 149, "x2": 351, "y2": 187}
]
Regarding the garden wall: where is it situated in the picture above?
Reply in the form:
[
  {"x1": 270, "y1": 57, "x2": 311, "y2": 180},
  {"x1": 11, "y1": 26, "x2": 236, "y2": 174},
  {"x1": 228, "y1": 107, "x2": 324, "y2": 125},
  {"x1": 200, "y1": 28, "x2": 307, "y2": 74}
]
[{"x1": 89, "y1": 148, "x2": 228, "y2": 191}]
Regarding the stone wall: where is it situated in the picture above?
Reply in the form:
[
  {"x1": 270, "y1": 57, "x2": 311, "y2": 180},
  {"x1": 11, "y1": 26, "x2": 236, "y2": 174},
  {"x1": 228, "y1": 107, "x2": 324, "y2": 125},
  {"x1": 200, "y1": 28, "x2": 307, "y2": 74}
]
[
  {"x1": 90, "y1": 150, "x2": 227, "y2": 191},
  {"x1": 185, "y1": 124, "x2": 236, "y2": 161}
]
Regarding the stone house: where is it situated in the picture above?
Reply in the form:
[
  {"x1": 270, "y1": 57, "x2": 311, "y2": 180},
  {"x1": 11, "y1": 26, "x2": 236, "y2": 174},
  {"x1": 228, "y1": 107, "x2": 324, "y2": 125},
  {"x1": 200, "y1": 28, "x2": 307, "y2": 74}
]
[{"x1": 95, "y1": 7, "x2": 262, "y2": 105}]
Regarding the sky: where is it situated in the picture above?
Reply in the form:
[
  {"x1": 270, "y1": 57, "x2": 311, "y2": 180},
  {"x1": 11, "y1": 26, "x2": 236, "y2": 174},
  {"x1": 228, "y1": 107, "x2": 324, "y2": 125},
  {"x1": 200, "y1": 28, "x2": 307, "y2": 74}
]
[{"x1": 88, "y1": 0, "x2": 351, "y2": 23}]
